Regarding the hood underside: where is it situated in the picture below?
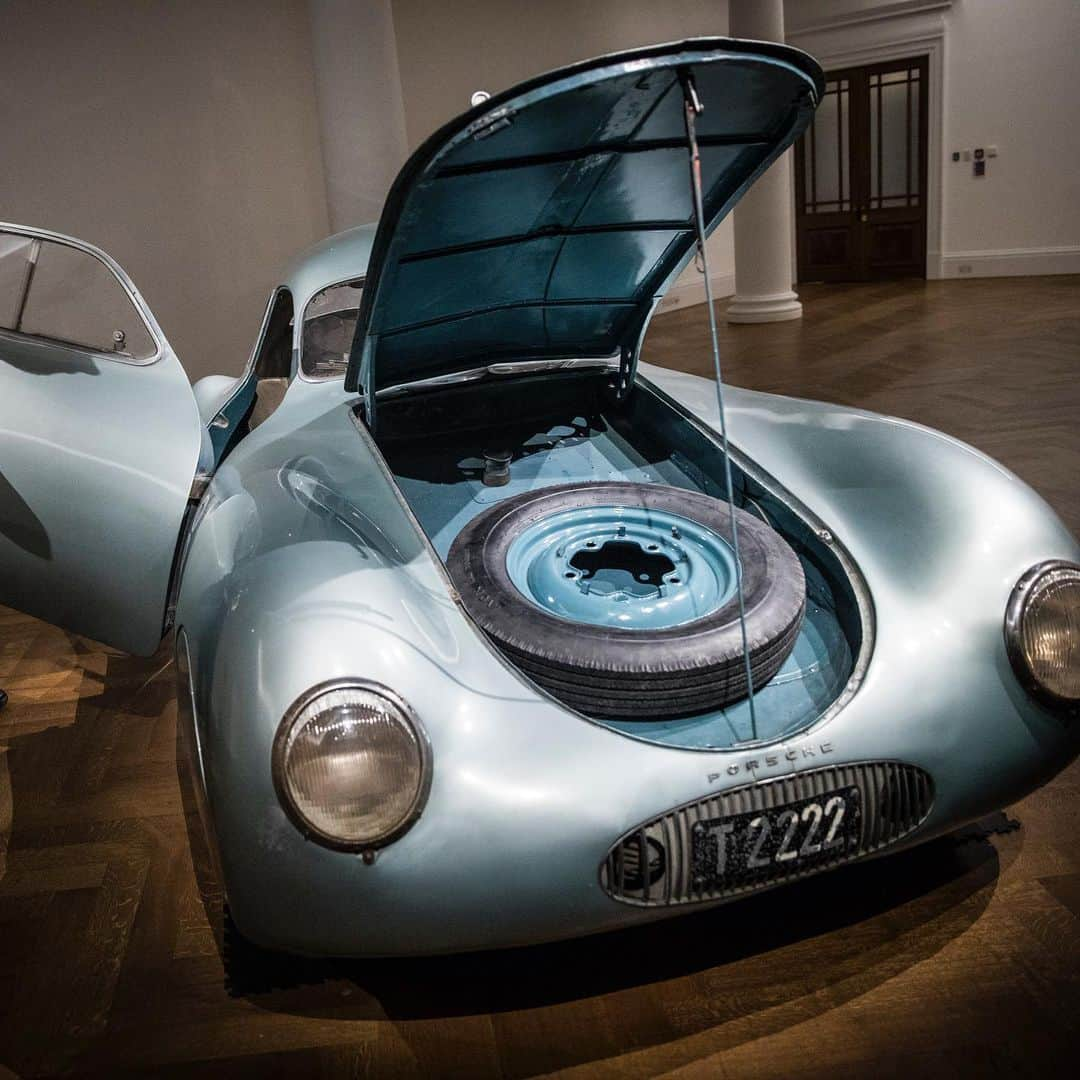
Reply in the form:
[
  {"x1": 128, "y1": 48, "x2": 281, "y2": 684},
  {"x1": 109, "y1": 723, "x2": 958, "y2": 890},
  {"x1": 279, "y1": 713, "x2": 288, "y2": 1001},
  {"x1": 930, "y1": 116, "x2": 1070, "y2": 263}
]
[{"x1": 346, "y1": 38, "x2": 823, "y2": 402}]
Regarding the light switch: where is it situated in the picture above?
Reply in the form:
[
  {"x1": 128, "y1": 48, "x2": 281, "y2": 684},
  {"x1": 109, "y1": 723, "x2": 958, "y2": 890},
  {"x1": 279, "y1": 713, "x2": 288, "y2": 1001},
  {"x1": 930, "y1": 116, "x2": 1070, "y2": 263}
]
[
  {"x1": 987, "y1": 145, "x2": 998, "y2": 157},
  {"x1": 961, "y1": 149, "x2": 972, "y2": 161}
]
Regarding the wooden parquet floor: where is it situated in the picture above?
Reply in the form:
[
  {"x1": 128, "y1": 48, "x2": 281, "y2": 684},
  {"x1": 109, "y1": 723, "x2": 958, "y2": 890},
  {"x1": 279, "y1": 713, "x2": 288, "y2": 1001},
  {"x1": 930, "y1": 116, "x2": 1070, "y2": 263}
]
[{"x1": 0, "y1": 277, "x2": 1078, "y2": 1078}]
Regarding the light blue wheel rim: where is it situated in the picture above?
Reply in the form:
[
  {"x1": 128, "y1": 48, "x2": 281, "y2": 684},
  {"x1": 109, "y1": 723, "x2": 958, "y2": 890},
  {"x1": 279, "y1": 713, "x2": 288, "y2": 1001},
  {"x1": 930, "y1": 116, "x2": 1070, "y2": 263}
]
[{"x1": 505, "y1": 504, "x2": 738, "y2": 629}]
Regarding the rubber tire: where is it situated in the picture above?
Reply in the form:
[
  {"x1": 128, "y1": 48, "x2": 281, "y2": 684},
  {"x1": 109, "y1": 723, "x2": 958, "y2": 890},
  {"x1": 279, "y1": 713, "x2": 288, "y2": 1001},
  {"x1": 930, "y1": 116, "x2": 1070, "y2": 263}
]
[{"x1": 446, "y1": 482, "x2": 806, "y2": 719}]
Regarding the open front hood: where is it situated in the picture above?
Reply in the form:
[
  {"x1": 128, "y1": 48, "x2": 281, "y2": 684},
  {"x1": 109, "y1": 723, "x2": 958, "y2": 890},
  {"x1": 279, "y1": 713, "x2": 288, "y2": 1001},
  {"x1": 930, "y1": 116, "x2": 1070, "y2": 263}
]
[{"x1": 345, "y1": 38, "x2": 823, "y2": 404}]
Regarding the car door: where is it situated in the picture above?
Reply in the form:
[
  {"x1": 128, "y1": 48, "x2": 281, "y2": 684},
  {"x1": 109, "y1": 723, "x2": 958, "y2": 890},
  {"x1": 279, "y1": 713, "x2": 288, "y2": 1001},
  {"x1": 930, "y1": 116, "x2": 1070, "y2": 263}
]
[{"x1": 0, "y1": 223, "x2": 204, "y2": 656}]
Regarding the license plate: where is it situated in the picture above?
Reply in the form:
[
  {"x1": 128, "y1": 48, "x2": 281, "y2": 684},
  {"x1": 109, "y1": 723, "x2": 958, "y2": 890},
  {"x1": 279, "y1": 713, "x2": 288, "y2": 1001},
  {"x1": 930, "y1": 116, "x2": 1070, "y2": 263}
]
[{"x1": 691, "y1": 785, "x2": 861, "y2": 891}]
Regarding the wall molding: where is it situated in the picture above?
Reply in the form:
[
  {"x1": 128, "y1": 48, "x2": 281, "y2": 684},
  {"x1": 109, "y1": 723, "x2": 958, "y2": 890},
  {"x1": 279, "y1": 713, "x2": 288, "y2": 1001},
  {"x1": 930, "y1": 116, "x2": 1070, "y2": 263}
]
[
  {"x1": 939, "y1": 246, "x2": 1080, "y2": 279},
  {"x1": 787, "y1": 2, "x2": 952, "y2": 39},
  {"x1": 657, "y1": 272, "x2": 736, "y2": 314}
]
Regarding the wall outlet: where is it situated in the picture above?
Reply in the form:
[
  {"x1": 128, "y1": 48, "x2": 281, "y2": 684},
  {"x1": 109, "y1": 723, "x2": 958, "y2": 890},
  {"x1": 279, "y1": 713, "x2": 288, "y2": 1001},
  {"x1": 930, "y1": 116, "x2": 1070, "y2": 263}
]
[{"x1": 958, "y1": 264, "x2": 973, "y2": 274}]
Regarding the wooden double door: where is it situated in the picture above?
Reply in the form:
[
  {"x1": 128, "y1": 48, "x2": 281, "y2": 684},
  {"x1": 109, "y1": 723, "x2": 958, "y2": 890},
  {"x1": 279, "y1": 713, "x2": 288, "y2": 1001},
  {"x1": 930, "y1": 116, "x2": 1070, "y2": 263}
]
[{"x1": 795, "y1": 56, "x2": 929, "y2": 282}]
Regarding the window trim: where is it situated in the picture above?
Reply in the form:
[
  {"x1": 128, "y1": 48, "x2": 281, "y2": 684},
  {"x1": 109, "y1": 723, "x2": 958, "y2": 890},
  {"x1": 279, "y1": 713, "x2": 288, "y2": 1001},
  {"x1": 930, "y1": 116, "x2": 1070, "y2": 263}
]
[
  {"x1": 0, "y1": 222, "x2": 164, "y2": 366},
  {"x1": 296, "y1": 274, "x2": 366, "y2": 384}
]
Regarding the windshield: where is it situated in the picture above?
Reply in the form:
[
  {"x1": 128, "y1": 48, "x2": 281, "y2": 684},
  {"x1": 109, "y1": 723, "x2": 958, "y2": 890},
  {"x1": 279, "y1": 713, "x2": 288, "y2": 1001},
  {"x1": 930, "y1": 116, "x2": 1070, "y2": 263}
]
[{"x1": 301, "y1": 279, "x2": 364, "y2": 379}]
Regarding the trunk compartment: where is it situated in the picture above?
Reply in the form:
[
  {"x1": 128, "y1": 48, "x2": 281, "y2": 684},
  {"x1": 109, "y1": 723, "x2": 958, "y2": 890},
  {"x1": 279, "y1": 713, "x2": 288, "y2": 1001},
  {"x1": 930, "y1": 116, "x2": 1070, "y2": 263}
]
[{"x1": 377, "y1": 372, "x2": 863, "y2": 749}]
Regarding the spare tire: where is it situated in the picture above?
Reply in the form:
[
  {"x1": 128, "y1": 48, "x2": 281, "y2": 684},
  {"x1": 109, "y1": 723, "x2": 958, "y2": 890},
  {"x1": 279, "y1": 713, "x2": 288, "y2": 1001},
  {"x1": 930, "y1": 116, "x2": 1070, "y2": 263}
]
[{"x1": 446, "y1": 482, "x2": 805, "y2": 719}]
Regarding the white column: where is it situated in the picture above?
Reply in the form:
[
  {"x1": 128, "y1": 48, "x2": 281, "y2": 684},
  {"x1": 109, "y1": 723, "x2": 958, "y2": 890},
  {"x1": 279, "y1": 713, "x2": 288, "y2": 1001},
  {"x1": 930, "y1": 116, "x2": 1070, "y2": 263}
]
[
  {"x1": 307, "y1": 0, "x2": 409, "y2": 232},
  {"x1": 726, "y1": 0, "x2": 802, "y2": 323}
]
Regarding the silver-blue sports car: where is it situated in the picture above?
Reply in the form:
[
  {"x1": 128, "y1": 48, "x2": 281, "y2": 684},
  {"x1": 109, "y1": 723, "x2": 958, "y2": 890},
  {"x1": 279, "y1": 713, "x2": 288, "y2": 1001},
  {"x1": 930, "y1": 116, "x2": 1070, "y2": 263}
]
[{"x1": 1, "y1": 38, "x2": 1077, "y2": 957}]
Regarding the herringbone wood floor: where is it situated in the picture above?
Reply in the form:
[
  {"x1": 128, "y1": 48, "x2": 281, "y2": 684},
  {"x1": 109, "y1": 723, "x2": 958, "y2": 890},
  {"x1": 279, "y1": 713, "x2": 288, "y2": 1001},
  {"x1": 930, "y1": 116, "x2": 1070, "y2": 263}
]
[{"x1": 0, "y1": 277, "x2": 1077, "y2": 1078}]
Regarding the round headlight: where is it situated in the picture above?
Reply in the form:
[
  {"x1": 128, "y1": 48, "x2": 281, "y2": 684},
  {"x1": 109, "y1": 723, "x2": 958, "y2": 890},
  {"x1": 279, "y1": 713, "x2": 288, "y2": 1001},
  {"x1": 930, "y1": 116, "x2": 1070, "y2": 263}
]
[
  {"x1": 1005, "y1": 561, "x2": 1080, "y2": 710},
  {"x1": 273, "y1": 680, "x2": 431, "y2": 851}
]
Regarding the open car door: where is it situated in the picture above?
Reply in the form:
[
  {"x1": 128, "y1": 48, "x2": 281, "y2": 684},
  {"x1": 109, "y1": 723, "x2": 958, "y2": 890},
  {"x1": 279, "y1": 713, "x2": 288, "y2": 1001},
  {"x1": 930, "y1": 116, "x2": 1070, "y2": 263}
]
[{"x1": 0, "y1": 224, "x2": 204, "y2": 655}]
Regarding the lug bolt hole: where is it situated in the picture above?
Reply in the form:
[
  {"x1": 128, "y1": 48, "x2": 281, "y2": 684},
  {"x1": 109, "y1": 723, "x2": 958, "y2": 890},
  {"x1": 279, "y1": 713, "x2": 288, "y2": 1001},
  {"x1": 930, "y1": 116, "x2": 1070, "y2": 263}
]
[{"x1": 565, "y1": 571, "x2": 576, "y2": 578}]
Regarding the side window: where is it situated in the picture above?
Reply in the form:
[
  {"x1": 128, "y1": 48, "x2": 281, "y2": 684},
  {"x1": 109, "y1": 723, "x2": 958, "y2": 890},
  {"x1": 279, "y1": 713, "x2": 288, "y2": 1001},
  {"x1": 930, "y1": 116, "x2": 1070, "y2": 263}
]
[
  {"x1": 301, "y1": 279, "x2": 363, "y2": 379},
  {"x1": 0, "y1": 232, "x2": 156, "y2": 361}
]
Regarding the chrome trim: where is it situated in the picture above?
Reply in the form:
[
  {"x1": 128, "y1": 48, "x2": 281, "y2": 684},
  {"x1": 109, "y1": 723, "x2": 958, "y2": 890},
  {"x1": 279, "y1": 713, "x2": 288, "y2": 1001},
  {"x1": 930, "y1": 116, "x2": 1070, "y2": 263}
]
[
  {"x1": 271, "y1": 678, "x2": 434, "y2": 853},
  {"x1": 374, "y1": 356, "x2": 621, "y2": 401},
  {"x1": 0, "y1": 221, "x2": 164, "y2": 366},
  {"x1": 1004, "y1": 559, "x2": 1080, "y2": 713},
  {"x1": 601, "y1": 761, "x2": 934, "y2": 907}
]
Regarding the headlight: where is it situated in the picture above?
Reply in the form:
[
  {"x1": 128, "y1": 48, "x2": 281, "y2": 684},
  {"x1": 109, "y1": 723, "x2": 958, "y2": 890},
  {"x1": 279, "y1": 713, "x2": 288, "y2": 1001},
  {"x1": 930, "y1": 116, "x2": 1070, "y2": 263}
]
[
  {"x1": 1005, "y1": 561, "x2": 1080, "y2": 711},
  {"x1": 272, "y1": 680, "x2": 432, "y2": 851}
]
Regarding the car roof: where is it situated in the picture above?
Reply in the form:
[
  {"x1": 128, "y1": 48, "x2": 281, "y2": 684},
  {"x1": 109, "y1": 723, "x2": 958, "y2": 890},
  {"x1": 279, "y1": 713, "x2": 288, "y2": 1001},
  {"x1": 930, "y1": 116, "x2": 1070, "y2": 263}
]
[{"x1": 281, "y1": 223, "x2": 377, "y2": 310}]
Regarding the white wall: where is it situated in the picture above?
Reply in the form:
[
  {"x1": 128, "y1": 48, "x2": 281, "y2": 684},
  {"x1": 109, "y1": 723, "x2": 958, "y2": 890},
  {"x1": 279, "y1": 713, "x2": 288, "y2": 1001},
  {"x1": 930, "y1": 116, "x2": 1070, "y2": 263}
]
[
  {"x1": 308, "y1": 0, "x2": 409, "y2": 231},
  {"x1": 939, "y1": 0, "x2": 1080, "y2": 277},
  {"x1": 0, "y1": 0, "x2": 330, "y2": 382}
]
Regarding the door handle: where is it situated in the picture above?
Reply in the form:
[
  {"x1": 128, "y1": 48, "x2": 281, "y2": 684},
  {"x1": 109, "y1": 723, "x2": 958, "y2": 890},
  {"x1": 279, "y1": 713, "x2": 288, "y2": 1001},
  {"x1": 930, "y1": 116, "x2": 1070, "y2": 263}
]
[{"x1": 859, "y1": 210, "x2": 868, "y2": 222}]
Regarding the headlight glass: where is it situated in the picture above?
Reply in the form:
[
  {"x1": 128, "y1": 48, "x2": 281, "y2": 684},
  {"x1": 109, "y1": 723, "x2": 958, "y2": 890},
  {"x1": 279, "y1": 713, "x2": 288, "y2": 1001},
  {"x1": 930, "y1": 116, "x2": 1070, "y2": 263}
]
[
  {"x1": 274, "y1": 682, "x2": 431, "y2": 850},
  {"x1": 1006, "y1": 561, "x2": 1080, "y2": 708}
]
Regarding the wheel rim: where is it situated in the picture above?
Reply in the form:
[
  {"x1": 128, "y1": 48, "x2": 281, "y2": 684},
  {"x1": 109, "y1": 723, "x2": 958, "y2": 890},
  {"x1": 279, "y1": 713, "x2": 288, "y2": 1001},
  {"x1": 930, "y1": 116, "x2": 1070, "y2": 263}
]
[{"x1": 504, "y1": 504, "x2": 739, "y2": 629}]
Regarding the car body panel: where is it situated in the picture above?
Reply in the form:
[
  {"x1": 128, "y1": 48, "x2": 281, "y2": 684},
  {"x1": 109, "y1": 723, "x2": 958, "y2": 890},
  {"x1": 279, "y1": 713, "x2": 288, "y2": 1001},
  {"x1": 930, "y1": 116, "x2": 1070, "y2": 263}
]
[
  {"x1": 175, "y1": 366, "x2": 1079, "y2": 956},
  {"x1": 0, "y1": 223, "x2": 204, "y2": 655},
  {"x1": 345, "y1": 39, "x2": 823, "y2": 404},
  {"x1": 283, "y1": 223, "x2": 376, "y2": 341}
]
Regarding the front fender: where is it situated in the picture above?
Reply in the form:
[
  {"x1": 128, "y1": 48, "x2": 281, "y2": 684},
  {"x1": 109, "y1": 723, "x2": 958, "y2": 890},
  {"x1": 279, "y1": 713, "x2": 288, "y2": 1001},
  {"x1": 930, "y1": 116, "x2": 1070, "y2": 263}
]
[
  {"x1": 643, "y1": 364, "x2": 1080, "y2": 814},
  {"x1": 173, "y1": 395, "x2": 678, "y2": 953}
]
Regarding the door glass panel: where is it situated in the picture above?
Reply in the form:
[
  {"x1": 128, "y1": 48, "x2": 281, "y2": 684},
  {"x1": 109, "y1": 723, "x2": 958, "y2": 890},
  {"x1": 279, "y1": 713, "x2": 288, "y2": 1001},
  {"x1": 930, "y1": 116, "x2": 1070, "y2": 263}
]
[
  {"x1": 18, "y1": 239, "x2": 156, "y2": 360},
  {"x1": 870, "y1": 67, "x2": 920, "y2": 208},
  {"x1": 803, "y1": 79, "x2": 849, "y2": 214},
  {"x1": 881, "y1": 81, "x2": 907, "y2": 198},
  {"x1": 0, "y1": 233, "x2": 35, "y2": 330}
]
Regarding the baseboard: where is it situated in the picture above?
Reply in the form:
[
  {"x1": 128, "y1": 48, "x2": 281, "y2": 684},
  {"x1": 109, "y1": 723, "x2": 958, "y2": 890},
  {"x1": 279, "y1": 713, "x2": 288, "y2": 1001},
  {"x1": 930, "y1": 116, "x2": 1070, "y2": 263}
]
[
  {"x1": 657, "y1": 272, "x2": 736, "y2": 313},
  {"x1": 940, "y1": 246, "x2": 1080, "y2": 279}
]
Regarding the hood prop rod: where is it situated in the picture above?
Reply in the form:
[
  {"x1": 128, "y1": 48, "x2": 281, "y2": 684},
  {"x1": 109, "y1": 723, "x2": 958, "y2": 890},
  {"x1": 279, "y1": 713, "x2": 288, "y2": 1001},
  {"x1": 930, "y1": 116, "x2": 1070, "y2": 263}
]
[{"x1": 680, "y1": 70, "x2": 758, "y2": 740}]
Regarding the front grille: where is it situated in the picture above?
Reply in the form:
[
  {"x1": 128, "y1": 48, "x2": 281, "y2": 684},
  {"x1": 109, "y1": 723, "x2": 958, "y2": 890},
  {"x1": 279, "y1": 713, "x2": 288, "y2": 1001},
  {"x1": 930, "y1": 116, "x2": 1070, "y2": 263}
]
[{"x1": 601, "y1": 761, "x2": 934, "y2": 907}]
